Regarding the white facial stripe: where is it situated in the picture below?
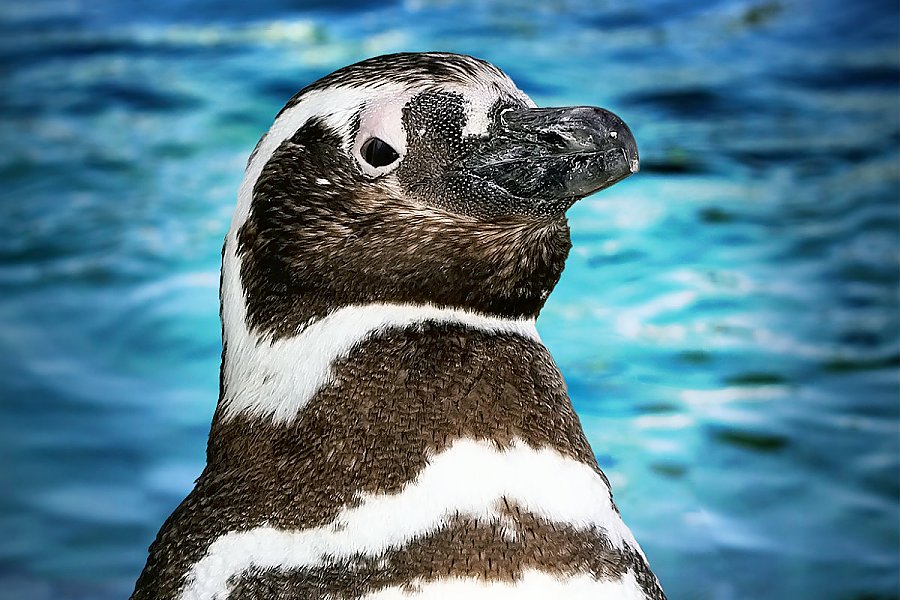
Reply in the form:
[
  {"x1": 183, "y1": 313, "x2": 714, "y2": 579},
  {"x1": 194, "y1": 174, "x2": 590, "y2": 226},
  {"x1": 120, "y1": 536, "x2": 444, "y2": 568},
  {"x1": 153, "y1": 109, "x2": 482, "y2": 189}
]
[
  {"x1": 220, "y1": 301, "x2": 541, "y2": 424},
  {"x1": 233, "y1": 84, "x2": 409, "y2": 238},
  {"x1": 224, "y1": 84, "x2": 411, "y2": 423},
  {"x1": 454, "y1": 81, "x2": 535, "y2": 138},
  {"x1": 179, "y1": 438, "x2": 645, "y2": 600},
  {"x1": 360, "y1": 570, "x2": 648, "y2": 600},
  {"x1": 457, "y1": 86, "x2": 501, "y2": 138}
]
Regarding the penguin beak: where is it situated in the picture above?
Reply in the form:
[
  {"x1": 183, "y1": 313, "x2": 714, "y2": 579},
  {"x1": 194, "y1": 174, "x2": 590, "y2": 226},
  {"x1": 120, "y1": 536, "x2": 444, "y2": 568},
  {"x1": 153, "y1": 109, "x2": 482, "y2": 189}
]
[{"x1": 467, "y1": 106, "x2": 638, "y2": 215}]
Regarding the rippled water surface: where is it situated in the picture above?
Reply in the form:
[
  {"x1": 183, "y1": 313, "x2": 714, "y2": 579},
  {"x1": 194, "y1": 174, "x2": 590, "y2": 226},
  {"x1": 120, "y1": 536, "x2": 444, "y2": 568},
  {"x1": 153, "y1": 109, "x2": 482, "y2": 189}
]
[{"x1": 1, "y1": 1, "x2": 898, "y2": 598}]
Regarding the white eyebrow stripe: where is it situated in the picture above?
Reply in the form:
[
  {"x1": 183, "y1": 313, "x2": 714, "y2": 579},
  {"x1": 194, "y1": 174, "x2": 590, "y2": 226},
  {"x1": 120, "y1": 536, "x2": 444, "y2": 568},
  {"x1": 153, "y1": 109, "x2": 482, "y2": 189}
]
[{"x1": 233, "y1": 84, "x2": 409, "y2": 238}]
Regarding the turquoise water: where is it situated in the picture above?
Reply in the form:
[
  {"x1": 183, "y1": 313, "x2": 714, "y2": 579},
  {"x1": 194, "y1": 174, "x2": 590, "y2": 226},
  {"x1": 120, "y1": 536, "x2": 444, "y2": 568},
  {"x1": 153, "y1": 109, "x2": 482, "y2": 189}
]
[{"x1": 1, "y1": 1, "x2": 898, "y2": 598}]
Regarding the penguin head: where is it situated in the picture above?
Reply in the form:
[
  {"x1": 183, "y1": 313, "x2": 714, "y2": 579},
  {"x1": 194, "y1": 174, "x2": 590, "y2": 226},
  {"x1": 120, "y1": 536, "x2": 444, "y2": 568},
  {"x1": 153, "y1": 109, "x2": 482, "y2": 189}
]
[{"x1": 227, "y1": 53, "x2": 638, "y2": 340}]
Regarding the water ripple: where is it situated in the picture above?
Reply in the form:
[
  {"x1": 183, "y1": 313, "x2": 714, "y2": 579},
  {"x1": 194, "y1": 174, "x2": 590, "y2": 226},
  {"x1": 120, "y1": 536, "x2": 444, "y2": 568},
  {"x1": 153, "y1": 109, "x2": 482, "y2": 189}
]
[{"x1": 1, "y1": 1, "x2": 897, "y2": 599}]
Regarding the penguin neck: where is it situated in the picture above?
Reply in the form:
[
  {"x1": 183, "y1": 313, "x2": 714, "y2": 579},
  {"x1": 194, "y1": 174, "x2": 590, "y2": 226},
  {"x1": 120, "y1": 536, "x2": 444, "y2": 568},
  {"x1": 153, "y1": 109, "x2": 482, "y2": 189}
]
[
  {"x1": 234, "y1": 202, "x2": 572, "y2": 341},
  {"x1": 206, "y1": 294, "x2": 600, "y2": 484},
  {"x1": 206, "y1": 244, "x2": 599, "y2": 481},
  {"x1": 215, "y1": 245, "x2": 545, "y2": 427}
]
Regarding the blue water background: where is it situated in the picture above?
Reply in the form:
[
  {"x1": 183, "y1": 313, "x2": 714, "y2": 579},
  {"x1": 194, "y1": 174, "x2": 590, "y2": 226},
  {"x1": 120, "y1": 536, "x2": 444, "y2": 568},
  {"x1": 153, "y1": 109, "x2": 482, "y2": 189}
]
[{"x1": 1, "y1": 1, "x2": 898, "y2": 598}]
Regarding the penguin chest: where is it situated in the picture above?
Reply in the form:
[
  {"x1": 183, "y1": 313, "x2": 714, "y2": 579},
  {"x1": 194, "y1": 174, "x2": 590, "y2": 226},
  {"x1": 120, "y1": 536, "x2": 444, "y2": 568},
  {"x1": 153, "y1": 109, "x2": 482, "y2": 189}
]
[{"x1": 179, "y1": 438, "x2": 658, "y2": 600}]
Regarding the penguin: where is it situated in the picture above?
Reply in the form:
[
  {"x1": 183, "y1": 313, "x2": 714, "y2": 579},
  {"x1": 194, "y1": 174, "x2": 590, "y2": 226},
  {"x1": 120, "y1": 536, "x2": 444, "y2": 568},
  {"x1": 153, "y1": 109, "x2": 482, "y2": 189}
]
[{"x1": 131, "y1": 52, "x2": 665, "y2": 600}]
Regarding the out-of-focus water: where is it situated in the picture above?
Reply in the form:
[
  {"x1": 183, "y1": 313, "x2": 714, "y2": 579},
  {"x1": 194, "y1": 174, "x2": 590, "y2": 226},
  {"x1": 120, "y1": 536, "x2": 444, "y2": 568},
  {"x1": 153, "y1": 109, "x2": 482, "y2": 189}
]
[{"x1": 1, "y1": 0, "x2": 897, "y2": 598}]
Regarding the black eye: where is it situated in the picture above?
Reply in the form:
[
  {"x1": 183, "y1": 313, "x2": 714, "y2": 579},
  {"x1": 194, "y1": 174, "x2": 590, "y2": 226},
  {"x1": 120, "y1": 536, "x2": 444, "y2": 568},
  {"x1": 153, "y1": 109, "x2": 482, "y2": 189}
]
[{"x1": 361, "y1": 137, "x2": 399, "y2": 168}]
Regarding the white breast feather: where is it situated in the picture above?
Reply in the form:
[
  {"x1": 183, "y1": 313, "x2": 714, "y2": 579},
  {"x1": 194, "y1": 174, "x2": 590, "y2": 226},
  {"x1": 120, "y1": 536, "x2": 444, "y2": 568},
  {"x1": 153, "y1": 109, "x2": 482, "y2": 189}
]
[{"x1": 180, "y1": 438, "x2": 645, "y2": 600}]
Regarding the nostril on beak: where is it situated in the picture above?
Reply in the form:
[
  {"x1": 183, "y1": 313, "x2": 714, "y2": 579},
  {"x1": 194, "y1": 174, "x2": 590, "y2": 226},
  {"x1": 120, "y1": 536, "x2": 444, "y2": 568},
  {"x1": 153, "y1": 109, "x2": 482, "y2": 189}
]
[{"x1": 537, "y1": 130, "x2": 570, "y2": 151}]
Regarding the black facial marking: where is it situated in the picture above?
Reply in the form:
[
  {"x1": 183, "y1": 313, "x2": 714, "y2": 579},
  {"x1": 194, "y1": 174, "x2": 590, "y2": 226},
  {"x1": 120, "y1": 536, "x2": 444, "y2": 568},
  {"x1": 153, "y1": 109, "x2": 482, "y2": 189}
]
[
  {"x1": 238, "y1": 118, "x2": 571, "y2": 340},
  {"x1": 395, "y1": 91, "x2": 584, "y2": 220},
  {"x1": 396, "y1": 91, "x2": 555, "y2": 220}
]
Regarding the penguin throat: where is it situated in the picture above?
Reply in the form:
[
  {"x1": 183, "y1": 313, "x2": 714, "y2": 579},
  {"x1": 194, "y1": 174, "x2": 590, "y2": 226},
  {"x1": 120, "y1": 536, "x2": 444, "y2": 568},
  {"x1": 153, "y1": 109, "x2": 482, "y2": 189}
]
[
  {"x1": 234, "y1": 211, "x2": 572, "y2": 342},
  {"x1": 216, "y1": 298, "x2": 542, "y2": 424}
]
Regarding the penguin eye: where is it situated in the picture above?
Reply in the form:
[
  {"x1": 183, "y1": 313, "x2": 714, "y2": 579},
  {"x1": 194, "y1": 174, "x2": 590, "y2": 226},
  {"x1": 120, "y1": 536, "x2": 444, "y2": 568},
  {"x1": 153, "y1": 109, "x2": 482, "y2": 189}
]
[{"x1": 361, "y1": 137, "x2": 399, "y2": 168}]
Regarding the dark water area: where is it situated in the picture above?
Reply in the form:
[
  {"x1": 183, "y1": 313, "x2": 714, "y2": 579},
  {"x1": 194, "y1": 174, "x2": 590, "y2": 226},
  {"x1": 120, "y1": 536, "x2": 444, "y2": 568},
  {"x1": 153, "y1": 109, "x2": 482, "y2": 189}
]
[{"x1": 1, "y1": 0, "x2": 898, "y2": 598}]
